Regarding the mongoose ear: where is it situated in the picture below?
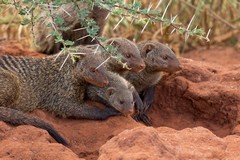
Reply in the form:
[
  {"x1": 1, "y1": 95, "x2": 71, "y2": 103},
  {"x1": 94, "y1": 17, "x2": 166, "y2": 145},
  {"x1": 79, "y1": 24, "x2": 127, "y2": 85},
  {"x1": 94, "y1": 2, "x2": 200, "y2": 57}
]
[
  {"x1": 105, "y1": 87, "x2": 116, "y2": 97},
  {"x1": 73, "y1": 53, "x2": 86, "y2": 63},
  {"x1": 142, "y1": 43, "x2": 155, "y2": 56},
  {"x1": 106, "y1": 39, "x2": 121, "y2": 48},
  {"x1": 128, "y1": 85, "x2": 136, "y2": 92}
]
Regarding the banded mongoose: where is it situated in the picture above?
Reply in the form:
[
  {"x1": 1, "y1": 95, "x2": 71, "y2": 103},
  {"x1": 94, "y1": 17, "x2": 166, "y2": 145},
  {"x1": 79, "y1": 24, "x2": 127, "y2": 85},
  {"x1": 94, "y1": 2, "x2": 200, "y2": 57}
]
[
  {"x1": 86, "y1": 71, "x2": 136, "y2": 116},
  {"x1": 75, "y1": 38, "x2": 146, "y2": 75},
  {"x1": 125, "y1": 41, "x2": 181, "y2": 125},
  {"x1": 72, "y1": 38, "x2": 145, "y2": 113},
  {"x1": 103, "y1": 38, "x2": 145, "y2": 113},
  {"x1": 103, "y1": 38, "x2": 146, "y2": 76},
  {"x1": 34, "y1": 2, "x2": 109, "y2": 54},
  {"x1": 0, "y1": 52, "x2": 120, "y2": 144}
]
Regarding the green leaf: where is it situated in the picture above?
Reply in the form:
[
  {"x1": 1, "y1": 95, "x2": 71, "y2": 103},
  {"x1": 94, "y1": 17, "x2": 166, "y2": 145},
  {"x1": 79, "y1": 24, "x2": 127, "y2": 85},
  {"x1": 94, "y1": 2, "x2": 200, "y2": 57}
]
[
  {"x1": 55, "y1": 36, "x2": 64, "y2": 43},
  {"x1": 2, "y1": 0, "x2": 10, "y2": 4},
  {"x1": 54, "y1": 15, "x2": 64, "y2": 26},
  {"x1": 64, "y1": 40, "x2": 74, "y2": 46},
  {"x1": 19, "y1": 9, "x2": 27, "y2": 15},
  {"x1": 77, "y1": 9, "x2": 90, "y2": 20},
  {"x1": 116, "y1": 53, "x2": 122, "y2": 60},
  {"x1": 21, "y1": 18, "x2": 31, "y2": 25},
  {"x1": 59, "y1": 26, "x2": 70, "y2": 31},
  {"x1": 50, "y1": 30, "x2": 59, "y2": 36}
]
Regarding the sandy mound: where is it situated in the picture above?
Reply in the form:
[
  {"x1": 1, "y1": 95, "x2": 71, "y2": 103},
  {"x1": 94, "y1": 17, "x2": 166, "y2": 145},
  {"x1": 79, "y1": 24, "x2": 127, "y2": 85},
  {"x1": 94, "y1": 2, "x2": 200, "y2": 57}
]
[
  {"x1": 99, "y1": 126, "x2": 240, "y2": 160},
  {"x1": 0, "y1": 122, "x2": 81, "y2": 160},
  {"x1": 148, "y1": 57, "x2": 240, "y2": 137}
]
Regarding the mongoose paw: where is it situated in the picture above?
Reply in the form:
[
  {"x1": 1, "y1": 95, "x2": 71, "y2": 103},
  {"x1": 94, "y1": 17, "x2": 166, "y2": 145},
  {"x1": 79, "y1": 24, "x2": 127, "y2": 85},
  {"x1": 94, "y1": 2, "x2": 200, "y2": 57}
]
[
  {"x1": 133, "y1": 113, "x2": 152, "y2": 126},
  {"x1": 104, "y1": 107, "x2": 121, "y2": 116},
  {"x1": 135, "y1": 99, "x2": 144, "y2": 114}
]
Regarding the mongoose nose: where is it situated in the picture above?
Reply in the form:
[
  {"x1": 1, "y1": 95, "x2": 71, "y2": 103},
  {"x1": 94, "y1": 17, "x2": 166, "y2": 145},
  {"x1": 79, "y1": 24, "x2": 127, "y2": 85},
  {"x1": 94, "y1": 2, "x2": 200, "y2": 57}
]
[
  {"x1": 103, "y1": 80, "x2": 109, "y2": 86},
  {"x1": 140, "y1": 63, "x2": 146, "y2": 69},
  {"x1": 136, "y1": 63, "x2": 145, "y2": 72},
  {"x1": 122, "y1": 107, "x2": 134, "y2": 116},
  {"x1": 95, "y1": 79, "x2": 109, "y2": 87}
]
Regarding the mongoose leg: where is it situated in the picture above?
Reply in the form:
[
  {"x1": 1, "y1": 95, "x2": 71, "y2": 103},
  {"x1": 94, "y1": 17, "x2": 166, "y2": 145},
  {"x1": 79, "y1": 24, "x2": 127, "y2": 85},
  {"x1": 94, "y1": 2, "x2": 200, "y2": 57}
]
[
  {"x1": 142, "y1": 85, "x2": 156, "y2": 112},
  {"x1": 133, "y1": 86, "x2": 155, "y2": 126},
  {"x1": 90, "y1": 95, "x2": 114, "y2": 108},
  {"x1": 63, "y1": 102, "x2": 121, "y2": 120},
  {"x1": 132, "y1": 90, "x2": 144, "y2": 114},
  {"x1": 0, "y1": 107, "x2": 68, "y2": 145}
]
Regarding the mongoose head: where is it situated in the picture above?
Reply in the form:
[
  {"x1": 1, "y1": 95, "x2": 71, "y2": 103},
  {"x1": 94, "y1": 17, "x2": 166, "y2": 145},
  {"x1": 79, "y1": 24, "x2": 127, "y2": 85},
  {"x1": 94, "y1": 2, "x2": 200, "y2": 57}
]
[
  {"x1": 75, "y1": 54, "x2": 109, "y2": 87},
  {"x1": 106, "y1": 38, "x2": 145, "y2": 72},
  {"x1": 139, "y1": 41, "x2": 181, "y2": 73},
  {"x1": 105, "y1": 86, "x2": 135, "y2": 116}
]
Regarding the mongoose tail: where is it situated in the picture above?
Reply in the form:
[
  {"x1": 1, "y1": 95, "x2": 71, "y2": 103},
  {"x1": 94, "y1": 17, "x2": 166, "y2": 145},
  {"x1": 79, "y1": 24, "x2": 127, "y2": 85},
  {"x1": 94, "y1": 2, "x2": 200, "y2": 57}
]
[{"x1": 0, "y1": 107, "x2": 68, "y2": 146}]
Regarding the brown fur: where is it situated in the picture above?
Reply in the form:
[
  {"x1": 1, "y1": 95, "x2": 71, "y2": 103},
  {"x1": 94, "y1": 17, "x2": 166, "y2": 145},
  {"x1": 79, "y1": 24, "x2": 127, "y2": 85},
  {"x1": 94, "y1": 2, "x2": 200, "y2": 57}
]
[
  {"x1": 71, "y1": 38, "x2": 146, "y2": 114},
  {"x1": 34, "y1": 2, "x2": 109, "y2": 54},
  {"x1": 0, "y1": 51, "x2": 119, "y2": 145},
  {"x1": 126, "y1": 41, "x2": 181, "y2": 92},
  {"x1": 86, "y1": 71, "x2": 135, "y2": 116},
  {"x1": 72, "y1": 38, "x2": 146, "y2": 76},
  {"x1": 104, "y1": 38, "x2": 145, "y2": 76},
  {"x1": 125, "y1": 41, "x2": 181, "y2": 125}
]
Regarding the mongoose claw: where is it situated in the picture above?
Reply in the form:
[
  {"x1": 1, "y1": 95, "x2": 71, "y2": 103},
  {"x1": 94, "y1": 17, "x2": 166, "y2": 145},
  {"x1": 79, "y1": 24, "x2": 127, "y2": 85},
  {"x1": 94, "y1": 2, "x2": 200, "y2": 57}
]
[
  {"x1": 140, "y1": 113, "x2": 152, "y2": 126},
  {"x1": 133, "y1": 113, "x2": 152, "y2": 126},
  {"x1": 142, "y1": 103, "x2": 151, "y2": 113}
]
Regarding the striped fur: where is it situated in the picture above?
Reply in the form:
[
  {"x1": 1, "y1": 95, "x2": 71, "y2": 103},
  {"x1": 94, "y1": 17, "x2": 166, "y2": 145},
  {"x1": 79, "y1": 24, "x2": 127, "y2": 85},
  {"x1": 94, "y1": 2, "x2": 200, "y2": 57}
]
[{"x1": 0, "y1": 52, "x2": 120, "y2": 145}]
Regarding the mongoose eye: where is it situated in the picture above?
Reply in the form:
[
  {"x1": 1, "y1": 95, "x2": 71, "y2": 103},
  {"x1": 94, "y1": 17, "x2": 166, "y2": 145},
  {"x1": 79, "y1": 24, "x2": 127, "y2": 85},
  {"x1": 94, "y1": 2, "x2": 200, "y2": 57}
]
[
  {"x1": 126, "y1": 53, "x2": 131, "y2": 58},
  {"x1": 90, "y1": 67, "x2": 96, "y2": 73},
  {"x1": 163, "y1": 56, "x2": 168, "y2": 60},
  {"x1": 119, "y1": 100, "x2": 124, "y2": 105},
  {"x1": 151, "y1": 57, "x2": 155, "y2": 62}
]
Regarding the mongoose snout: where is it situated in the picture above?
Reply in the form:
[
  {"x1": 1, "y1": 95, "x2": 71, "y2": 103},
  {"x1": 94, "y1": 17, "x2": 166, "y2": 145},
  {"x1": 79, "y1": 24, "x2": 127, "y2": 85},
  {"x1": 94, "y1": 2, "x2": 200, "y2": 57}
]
[
  {"x1": 105, "y1": 38, "x2": 145, "y2": 74},
  {"x1": 106, "y1": 86, "x2": 135, "y2": 116},
  {"x1": 86, "y1": 71, "x2": 137, "y2": 117},
  {"x1": 127, "y1": 59, "x2": 146, "y2": 73},
  {"x1": 115, "y1": 97, "x2": 135, "y2": 116},
  {"x1": 165, "y1": 55, "x2": 181, "y2": 73},
  {"x1": 75, "y1": 53, "x2": 110, "y2": 87},
  {"x1": 82, "y1": 67, "x2": 109, "y2": 87},
  {"x1": 140, "y1": 41, "x2": 181, "y2": 73}
]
